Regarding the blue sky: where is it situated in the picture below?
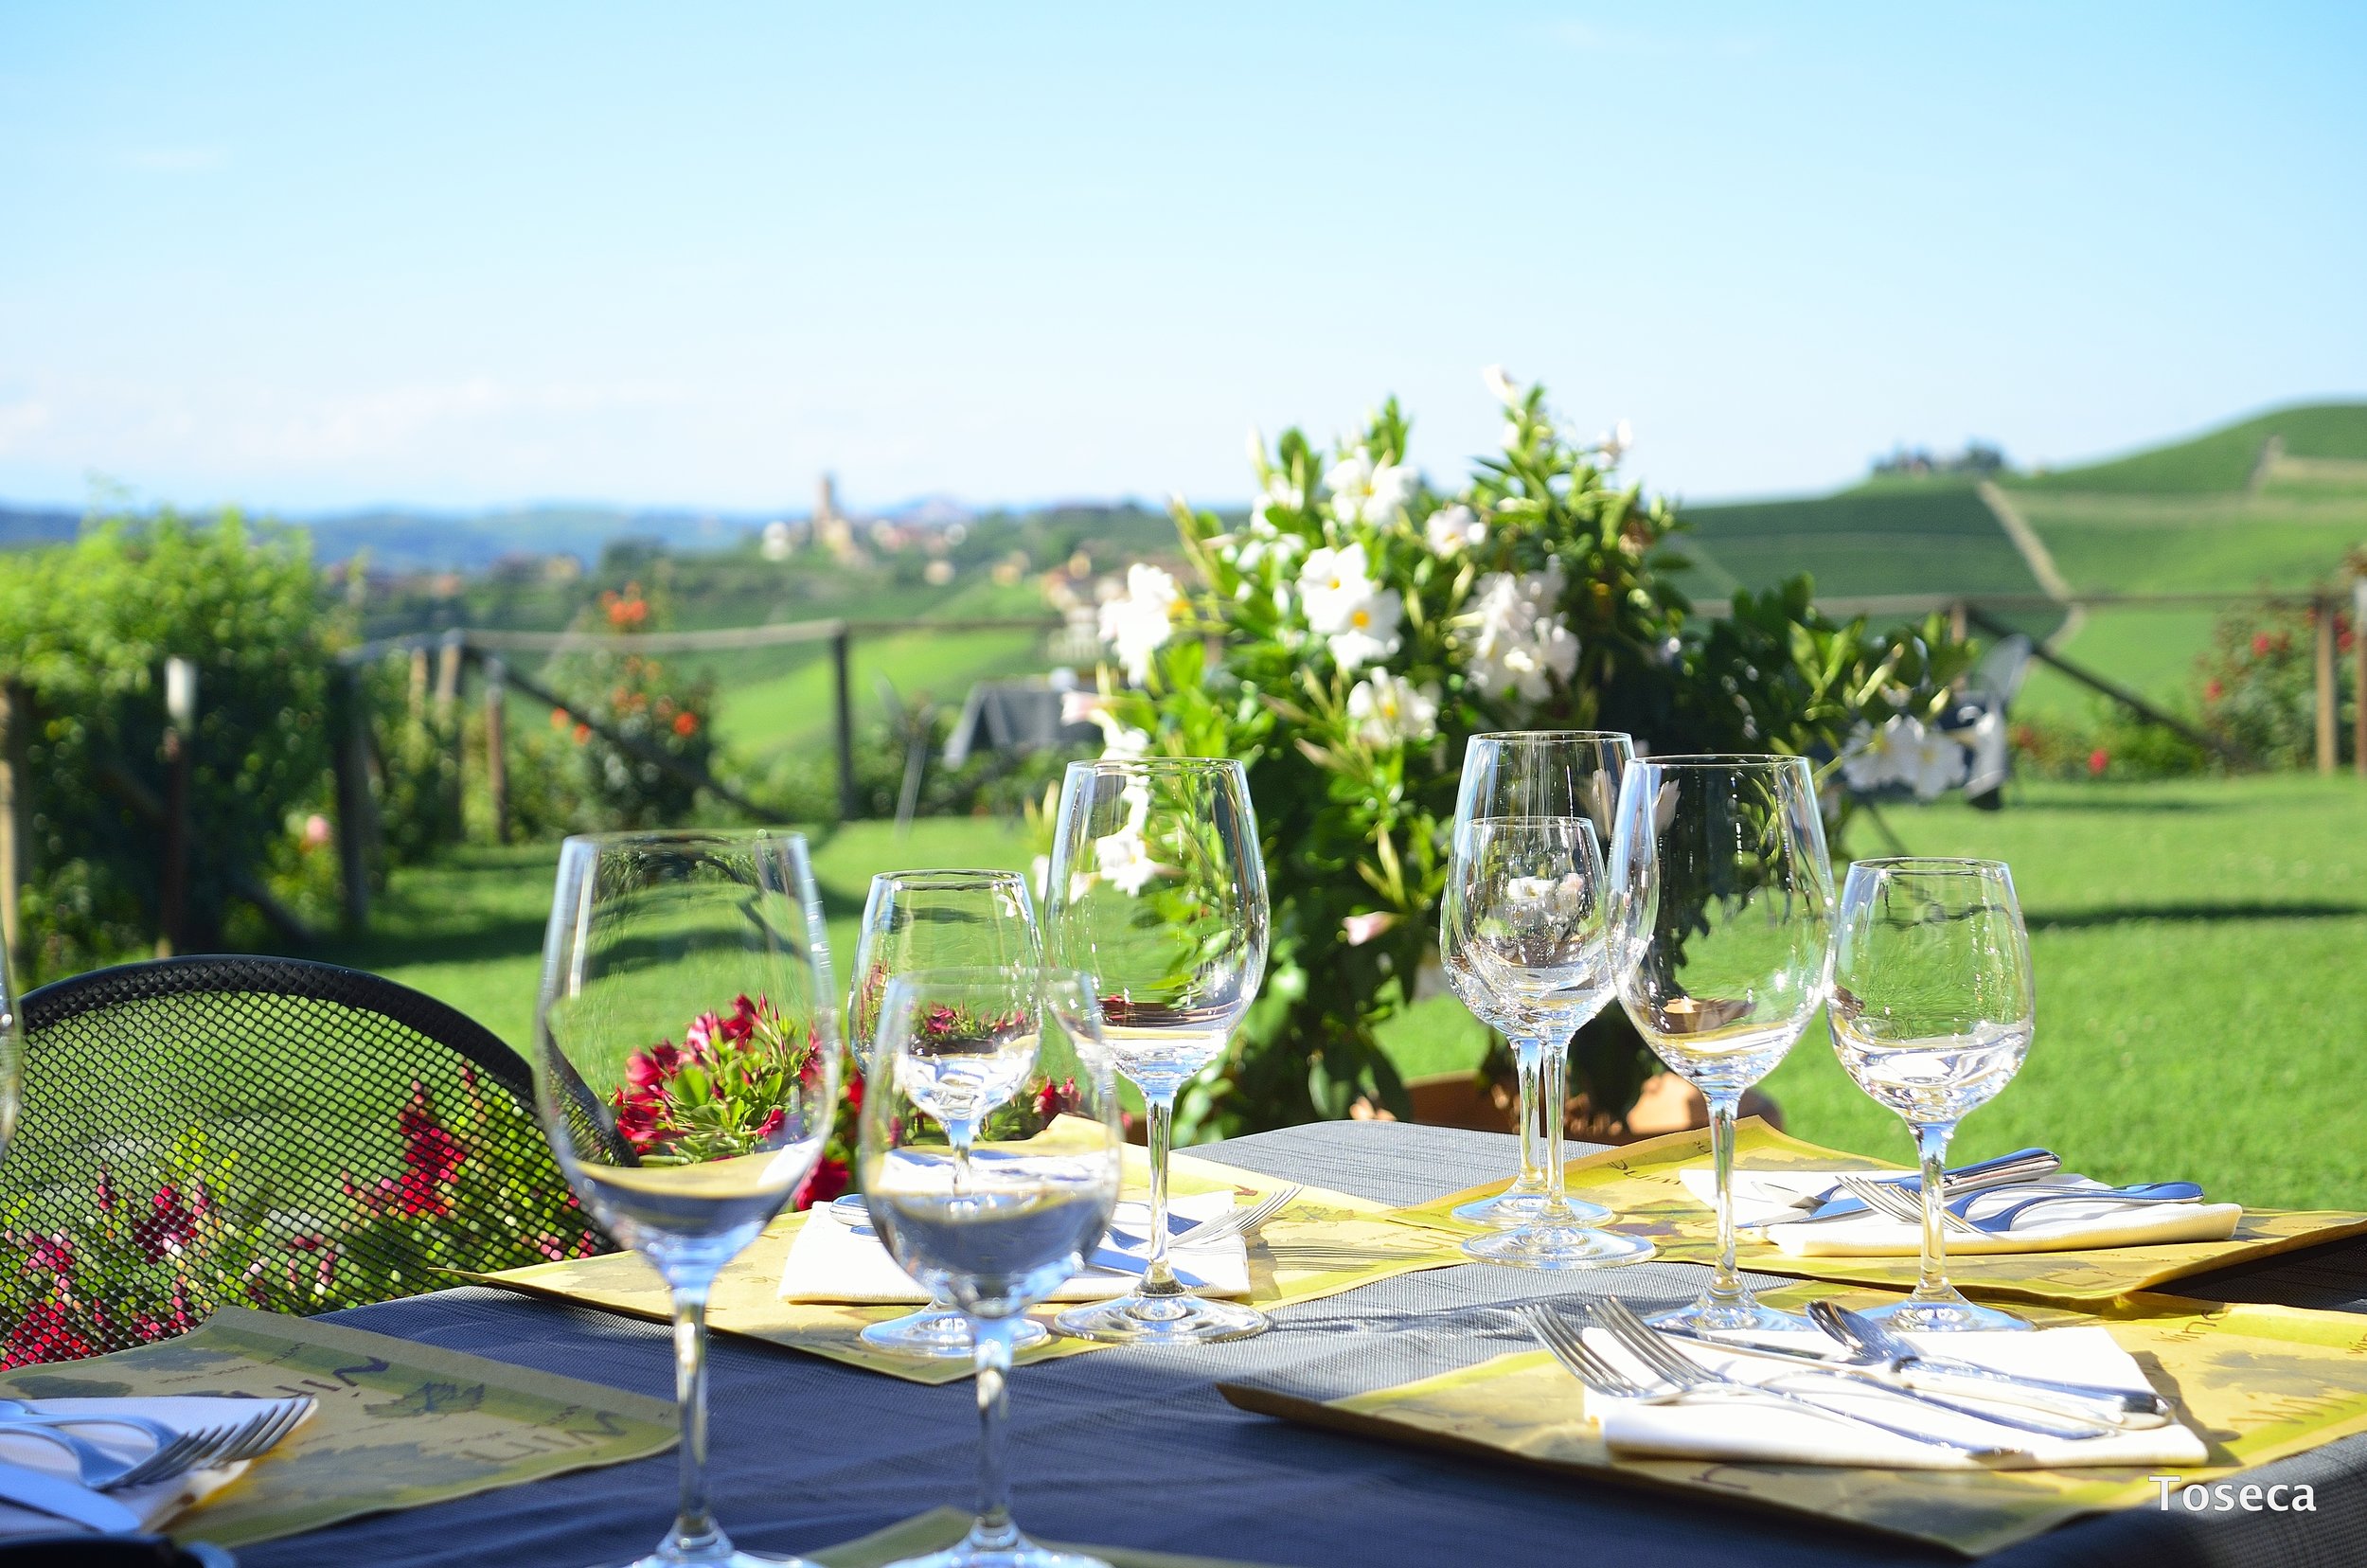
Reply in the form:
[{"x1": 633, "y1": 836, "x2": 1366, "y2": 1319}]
[{"x1": 1, "y1": 3, "x2": 2360, "y2": 515}]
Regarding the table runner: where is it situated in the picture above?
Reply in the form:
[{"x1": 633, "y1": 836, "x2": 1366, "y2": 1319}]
[
  {"x1": 1396, "y1": 1119, "x2": 2367, "y2": 1308},
  {"x1": 224, "y1": 1122, "x2": 2367, "y2": 1567}
]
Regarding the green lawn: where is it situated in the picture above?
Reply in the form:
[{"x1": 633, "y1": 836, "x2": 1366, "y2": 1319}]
[
  {"x1": 311, "y1": 775, "x2": 2367, "y2": 1210},
  {"x1": 714, "y1": 628, "x2": 1052, "y2": 759}
]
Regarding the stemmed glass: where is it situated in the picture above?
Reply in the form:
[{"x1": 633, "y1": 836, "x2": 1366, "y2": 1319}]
[
  {"x1": 861, "y1": 969, "x2": 1121, "y2": 1568},
  {"x1": 1443, "y1": 813, "x2": 1654, "y2": 1270},
  {"x1": 1445, "y1": 732, "x2": 1632, "y2": 1230},
  {"x1": 0, "y1": 936, "x2": 20, "y2": 1165},
  {"x1": 849, "y1": 869, "x2": 1047, "y2": 1359},
  {"x1": 535, "y1": 830, "x2": 841, "y2": 1568},
  {"x1": 1830, "y1": 858, "x2": 2036, "y2": 1332},
  {"x1": 1611, "y1": 756, "x2": 1835, "y2": 1332},
  {"x1": 1043, "y1": 757, "x2": 1270, "y2": 1345}
]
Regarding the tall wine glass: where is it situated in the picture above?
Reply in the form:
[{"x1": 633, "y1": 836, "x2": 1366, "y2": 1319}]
[
  {"x1": 1043, "y1": 757, "x2": 1270, "y2": 1345},
  {"x1": 849, "y1": 870, "x2": 1046, "y2": 1359},
  {"x1": 1611, "y1": 756, "x2": 1835, "y2": 1332},
  {"x1": 1444, "y1": 814, "x2": 1654, "y2": 1270},
  {"x1": 536, "y1": 830, "x2": 841, "y2": 1568},
  {"x1": 1831, "y1": 858, "x2": 2036, "y2": 1332},
  {"x1": 861, "y1": 969, "x2": 1121, "y2": 1568},
  {"x1": 1446, "y1": 732, "x2": 1632, "y2": 1229}
]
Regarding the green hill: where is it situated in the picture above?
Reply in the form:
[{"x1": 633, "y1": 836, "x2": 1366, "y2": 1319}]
[{"x1": 2019, "y1": 401, "x2": 2367, "y2": 494}]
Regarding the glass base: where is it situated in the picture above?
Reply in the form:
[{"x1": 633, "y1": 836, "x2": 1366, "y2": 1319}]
[
  {"x1": 1450, "y1": 1185, "x2": 1612, "y2": 1229},
  {"x1": 1647, "y1": 1294, "x2": 1814, "y2": 1334},
  {"x1": 1459, "y1": 1224, "x2": 1655, "y2": 1272},
  {"x1": 883, "y1": 1534, "x2": 1110, "y2": 1568},
  {"x1": 617, "y1": 1541, "x2": 819, "y2": 1568},
  {"x1": 1054, "y1": 1291, "x2": 1270, "y2": 1345},
  {"x1": 1859, "y1": 1292, "x2": 2031, "y2": 1333},
  {"x1": 859, "y1": 1309, "x2": 1050, "y2": 1360}
]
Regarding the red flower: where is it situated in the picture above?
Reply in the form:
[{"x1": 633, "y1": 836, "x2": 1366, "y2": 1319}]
[
  {"x1": 95, "y1": 1167, "x2": 115, "y2": 1215},
  {"x1": 4, "y1": 1301, "x2": 95, "y2": 1369},
  {"x1": 793, "y1": 1156, "x2": 851, "y2": 1210},
  {"x1": 684, "y1": 1011, "x2": 726, "y2": 1060},
  {"x1": 394, "y1": 1084, "x2": 467, "y2": 1217},
  {"x1": 2204, "y1": 679, "x2": 2224, "y2": 701},
  {"x1": 572, "y1": 722, "x2": 593, "y2": 745},
  {"x1": 754, "y1": 1107, "x2": 785, "y2": 1140},
  {"x1": 131, "y1": 1185, "x2": 197, "y2": 1261},
  {"x1": 2253, "y1": 633, "x2": 2274, "y2": 656},
  {"x1": 2087, "y1": 747, "x2": 2110, "y2": 777},
  {"x1": 673, "y1": 710, "x2": 699, "y2": 737},
  {"x1": 22, "y1": 1233, "x2": 72, "y2": 1278}
]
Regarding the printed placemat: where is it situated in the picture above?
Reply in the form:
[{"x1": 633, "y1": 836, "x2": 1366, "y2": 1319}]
[
  {"x1": 1394, "y1": 1119, "x2": 2367, "y2": 1309},
  {"x1": 476, "y1": 1150, "x2": 1468, "y2": 1385},
  {"x1": 0, "y1": 1305, "x2": 675, "y2": 1549},
  {"x1": 1219, "y1": 1278, "x2": 2367, "y2": 1557}
]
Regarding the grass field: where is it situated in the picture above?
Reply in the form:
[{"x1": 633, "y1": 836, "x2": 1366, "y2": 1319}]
[{"x1": 305, "y1": 774, "x2": 2367, "y2": 1211}]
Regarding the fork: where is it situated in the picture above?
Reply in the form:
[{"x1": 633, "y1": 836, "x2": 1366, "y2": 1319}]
[
  {"x1": 1172, "y1": 1185, "x2": 1301, "y2": 1247},
  {"x1": 1841, "y1": 1176, "x2": 2202, "y2": 1238},
  {"x1": 1570, "y1": 1299, "x2": 2022, "y2": 1458},
  {"x1": 103, "y1": 1399, "x2": 313, "y2": 1492}
]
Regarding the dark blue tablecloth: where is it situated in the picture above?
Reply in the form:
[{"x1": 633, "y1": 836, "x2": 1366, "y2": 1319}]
[{"x1": 240, "y1": 1122, "x2": 2367, "y2": 1568}]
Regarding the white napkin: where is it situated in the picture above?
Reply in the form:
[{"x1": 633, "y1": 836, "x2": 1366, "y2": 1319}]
[
  {"x1": 1678, "y1": 1167, "x2": 2242, "y2": 1256},
  {"x1": 1580, "y1": 1326, "x2": 2207, "y2": 1470},
  {"x1": 0, "y1": 1395, "x2": 313, "y2": 1539},
  {"x1": 778, "y1": 1192, "x2": 1252, "y2": 1303}
]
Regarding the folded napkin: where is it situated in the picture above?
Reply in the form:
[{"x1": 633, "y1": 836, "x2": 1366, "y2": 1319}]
[
  {"x1": 1678, "y1": 1167, "x2": 2242, "y2": 1256},
  {"x1": 1580, "y1": 1326, "x2": 2206, "y2": 1470},
  {"x1": 0, "y1": 1395, "x2": 313, "y2": 1539},
  {"x1": 779, "y1": 1191, "x2": 1251, "y2": 1304}
]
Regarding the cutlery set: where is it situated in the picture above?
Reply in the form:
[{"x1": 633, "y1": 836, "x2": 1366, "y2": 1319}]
[{"x1": 0, "y1": 1396, "x2": 314, "y2": 1532}]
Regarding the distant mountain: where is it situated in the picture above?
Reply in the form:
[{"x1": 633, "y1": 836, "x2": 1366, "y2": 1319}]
[
  {"x1": 0, "y1": 505, "x2": 79, "y2": 549},
  {"x1": 303, "y1": 505, "x2": 779, "y2": 572}
]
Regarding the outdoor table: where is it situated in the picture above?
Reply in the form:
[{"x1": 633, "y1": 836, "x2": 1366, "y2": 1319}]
[{"x1": 243, "y1": 1122, "x2": 2367, "y2": 1567}]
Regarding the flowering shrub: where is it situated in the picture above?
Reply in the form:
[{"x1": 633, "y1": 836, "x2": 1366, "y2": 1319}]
[
  {"x1": 1078, "y1": 372, "x2": 1971, "y2": 1139},
  {"x1": 535, "y1": 582, "x2": 721, "y2": 830},
  {"x1": 612, "y1": 993, "x2": 829, "y2": 1167},
  {"x1": 2197, "y1": 599, "x2": 2357, "y2": 769},
  {"x1": 0, "y1": 1071, "x2": 601, "y2": 1366}
]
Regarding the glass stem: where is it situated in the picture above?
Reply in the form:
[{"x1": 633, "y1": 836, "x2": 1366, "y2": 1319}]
[
  {"x1": 665, "y1": 1280, "x2": 724, "y2": 1559},
  {"x1": 1706, "y1": 1093, "x2": 1745, "y2": 1305},
  {"x1": 966, "y1": 1314, "x2": 1020, "y2": 1553},
  {"x1": 1538, "y1": 1035, "x2": 1572, "y2": 1221},
  {"x1": 1510, "y1": 1037, "x2": 1546, "y2": 1193},
  {"x1": 1141, "y1": 1093, "x2": 1181, "y2": 1296},
  {"x1": 1912, "y1": 1120, "x2": 1958, "y2": 1304}
]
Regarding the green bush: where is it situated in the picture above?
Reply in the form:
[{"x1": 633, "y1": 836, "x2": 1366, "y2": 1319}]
[
  {"x1": 0, "y1": 513, "x2": 340, "y2": 981},
  {"x1": 2196, "y1": 600, "x2": 2357, "y2": 769}
]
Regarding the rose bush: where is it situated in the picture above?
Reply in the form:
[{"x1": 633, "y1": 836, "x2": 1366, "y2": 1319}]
[{"x1": 1075, "y1": 371, "x2": 1972, "y2": 1141}]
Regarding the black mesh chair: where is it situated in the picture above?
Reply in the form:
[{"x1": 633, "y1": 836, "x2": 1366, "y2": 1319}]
[{"x1": 2, "y1": 955, "x2": 615, "y2": 1365}]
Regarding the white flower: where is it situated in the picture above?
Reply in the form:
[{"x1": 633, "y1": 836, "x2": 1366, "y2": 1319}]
[
  {"x1": 1481, "y1": 364, "x2": 1521, "y2": 406},
  {"x1": 1090, "y1": 713, "x2": 1150, "y2": 760},
  {"x1": 1840, "y1": 716, "x2": 1968, "y2": 801},
  {"x1": 1096, "y1": 562, "x2": 1183, "y2": 684},
  {"x1": 1465, "y1": 564, "x2": 1578, "y2": 701},
  {"x1": 1324, "y1": 447, "x2": 1418, "y2": 527},
  {"x1": 1424, "y1": 503, "x2": 1486, "y2": 557},
  {"x1": 1297, "y1": 543, "x2": 1402, "y2": 669},
  {"x1": 1095, "y1": 824, "x2": 1160, "y2": 896},
  {"x1": 1346, "y1": 671, "x2": 1439, "y2": 747},
  {"x1": 1598, "y1": 418, "x2": 1634, "y2": 465}
]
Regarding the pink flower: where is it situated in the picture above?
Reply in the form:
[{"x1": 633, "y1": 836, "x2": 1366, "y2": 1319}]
[
  {"x1": 132, "y1": 1185, "x2": 197, "y2": 1261},
  {"x1": 1342, "y1": 911, "x2": 1399, "y2": 947},
  {"x1": 22, "y1": 1233, "x2": 72, "y2": 1278},
  {"x1": 754, "y1": 1107, "x2": 786, "y2": 1140}
]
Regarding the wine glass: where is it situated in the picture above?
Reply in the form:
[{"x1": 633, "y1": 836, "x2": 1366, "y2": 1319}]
[
  {"x1": 1042, "y1": 757, "x2": 1270, "y2": 1345},
  {"x1": 1830, "y1": 857, "x2": 2036, "y2": 1332},
  {"x1": 1611, "y1": 755, "x2": 1835, "y2": 1332},
  {"x1": 1445, "y1": 731, "x2": 1632, "y2": 1229},
  {"x1": 1443, "y1": 814, "x2": 1654, "y2": 1270},
  {"x1": 0, "y1": 936, "x2": 20, "y2": 1164},
  {"x1": 861, "y1": 969, "x2": 1121, "y2": 1568},
  {"x1": 849, "y1": 869, "x2": 1047, "y2": 1359},
  {"x1": 536, "y1": 830, "x2": 841, "y2": 1568}
]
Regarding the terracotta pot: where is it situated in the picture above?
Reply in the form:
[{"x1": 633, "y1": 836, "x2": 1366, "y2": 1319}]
[{"x1": 1401, "y1": 1070, "x2": 1783, "y2": 1145}]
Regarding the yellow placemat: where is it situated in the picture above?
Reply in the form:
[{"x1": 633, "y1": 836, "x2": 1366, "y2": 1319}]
[
  {"x1": 473, "y1": 1150, "x2": 1468, "y2": 1385},
  {"x1": 1395, "y1": 1119, "x2": 2367, "y2": 1309},
  {"x1": 814, "y1": 1506, "x2": 1277, "y2": 1567},
  {"x1": 1219, "y1": 1278, "x2": 2367, "y2": 1557},
  {"x1": 0, "y1": 1306, "x2": 676, "y2": 1549}
]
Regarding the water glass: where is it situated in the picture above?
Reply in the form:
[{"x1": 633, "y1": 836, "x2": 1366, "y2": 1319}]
[
  {"x1": 1445, "y1": 731, "x2": 1631, "y2": 1230},
  {"x1": 535, "y1": 830, "x2": 840, "y2": 1568},
  {"x1": 849, "y1": 869, "x2": 1047, "y2": 1359},
  {"x1": 861, "y1": 969, "x2": 1120, "y2": 1568},
  {"x1": 1443, "y1": 815, "x2": 1651, "y2": 1269},
  {"x1": 1831, "y1": 857, "x2": 2036, "y2": 1331},
  {"x1": 1043, "y1": 757, "x2": 1270, "y2": 1345},
  {"x1": 1611, "y1": 755, "x2": 1835, "y2": 1332}
]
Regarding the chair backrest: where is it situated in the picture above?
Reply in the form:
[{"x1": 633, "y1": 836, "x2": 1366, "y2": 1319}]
[{"x1": 2, "y1": 955, "x2": 612, "y2": 1365}]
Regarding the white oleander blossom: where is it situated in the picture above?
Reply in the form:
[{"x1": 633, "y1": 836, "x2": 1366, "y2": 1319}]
[
  {"x1": 1095, "y1": 826, "x2": 1160, "y2": 897},
  {"x1": 1296, "y1": 542, "x2": 1402, "y2": 671},
  {"x1": 1096, "y1": 563, "x2": 1184, "y2": 684},
  {"x1": 1839, "y1": 715, "x2": 1968, "y2": 801},
  {"x1": 1324, "y1": 447, "x2": 1418, "y2": 527},
  {"x1": 1481, "y1": 364, "x2": 1521, "y2": 407},
  {"x1": 1424, "y1": 503, "x2": 1486, "y2": 557},
  {"x1": 1346, "y1": 670, "x2": 1439, "y2": 747},
  {"x1": 1598, "y1": 418, "x2": 1634, "y2": 466},
  {"x1": 1465, "y1": 564, "x2": 1578, "y2": 701}
]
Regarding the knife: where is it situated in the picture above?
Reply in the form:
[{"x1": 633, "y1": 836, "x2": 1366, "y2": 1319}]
[
  {"x1": 0, "y1": 1458, "x2": 142, "y2": 1533},
  {"x1": 1783, "y1": 1149, "x2": 2060, "y2": 1225}
]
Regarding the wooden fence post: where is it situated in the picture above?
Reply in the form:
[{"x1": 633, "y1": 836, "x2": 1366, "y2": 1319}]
[
  {"x1": 158, "y1": 657, "x2": 197, "y2": 956},
  {"x1": 482, "y1": 654, "x2": 510, "y2": 845},
  {"x1": 407, "y1": 647, "x2": 429, "y2": 720},
  {"x1": 2316, "y1": 595, "x2": 2339, "y2": 777},
  {"x1": 832, "y1": 623, "x2": 859, "y2": 821},
  {"x1": 0, "y1": 682, "x2": 30, "y2": 980},
  {"x1": 331, "y1": 665, "x2": 378, "y2": 932}
]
